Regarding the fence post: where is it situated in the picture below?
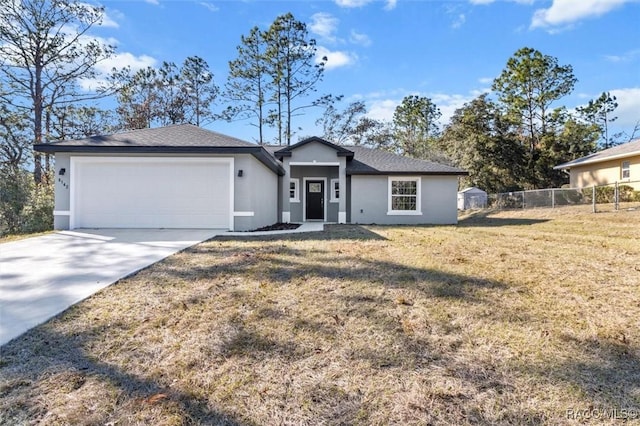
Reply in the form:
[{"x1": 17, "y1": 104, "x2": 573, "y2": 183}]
[
  {"x1": 522, "y1": 191, "x2": 525, "y2": 209},
  {"x1": 552, "y1": 188, "x2": 555, "y2": 209},
  {"x1": 615, "y1": 181, "x2": 619, "y2": 211},
  {"x1": 592, "y1": 185, "x2": 596, "y2": 213}
]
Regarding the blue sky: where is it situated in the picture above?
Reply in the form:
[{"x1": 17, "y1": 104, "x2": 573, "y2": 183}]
[{"x1": 92, "y1": 0, "x2": 640, "y2": 143}]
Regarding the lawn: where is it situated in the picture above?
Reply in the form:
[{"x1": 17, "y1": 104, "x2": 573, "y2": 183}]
[{"x1": 1, "y1": 208, "x2": 639, "y2": 425}]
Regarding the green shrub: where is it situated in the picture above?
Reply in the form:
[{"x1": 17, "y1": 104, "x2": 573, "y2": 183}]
[
  {"x1": 22, "y1": 179, "x2": 54, "y2": 232},
  {"x1": 618, "y1": 185, "x2": 636, "y2": 203},
  {"x1": 0, "y1": 167, "x2": 53, "y2": 236},
  {"x1": 581, "y1": 185, "x2": 640, "y2": 204}
]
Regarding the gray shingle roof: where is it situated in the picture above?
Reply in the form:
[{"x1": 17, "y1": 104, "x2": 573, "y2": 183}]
[
  {"x1": 345, "y1": 146, "x2": 467, "y2": 175},
  {"x1": 274, "y1": 137, "x2": 354, "y2": 159},
  {"x1": 34, "y1": 124, "x2": 284, "y2": 175},
  {"x1": 38, "y1": 123, "x2": 255, "y2": 147},
  {"x1": 555, "y1": 138, "x2": 640, "y2": 169},
  {"x1": 34, "y1": 125, "x2": 466, "y2": 176}
]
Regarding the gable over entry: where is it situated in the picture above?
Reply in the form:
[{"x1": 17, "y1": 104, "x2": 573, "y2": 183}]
[{"x1": 274, "y1": 137, "x2": 351, "y2": 224}]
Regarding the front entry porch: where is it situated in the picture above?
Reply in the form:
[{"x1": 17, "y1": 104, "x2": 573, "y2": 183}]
[{"x1": 280, "y1": 164, "x2": 347, "y2": 224}]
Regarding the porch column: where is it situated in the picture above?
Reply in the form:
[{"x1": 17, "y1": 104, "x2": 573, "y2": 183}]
[
  {"x1": 281, "y1": 158, "x2": 291, "y2": 223},
  {"x1": 338, "y1": 158, "x2": 347, "y2": 224}
]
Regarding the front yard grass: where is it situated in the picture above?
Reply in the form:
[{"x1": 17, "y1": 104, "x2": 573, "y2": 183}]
[{"x1": 1, "y1": 208, "x2": 639, "y2": 425}]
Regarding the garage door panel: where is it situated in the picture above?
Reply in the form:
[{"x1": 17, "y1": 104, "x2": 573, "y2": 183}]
[{"x1": 72, "y1": 158, "x2": 231, "y2": 229}]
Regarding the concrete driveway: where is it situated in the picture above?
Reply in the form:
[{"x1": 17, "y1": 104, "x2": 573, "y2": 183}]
[{"x1": 0, "y1": 229, "x2": 222, "y2": 346}]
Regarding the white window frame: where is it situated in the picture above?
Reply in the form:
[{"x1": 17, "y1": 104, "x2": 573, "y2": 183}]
[
  {"x1": 330, "y1": 178, "x2": 340, "y2": 203},
  {"x1": 289, "y1": 178, "x2": 300, "y2": 202},
  {"x1": 387, "y1": 176, "x2": 422, "y2": 216},
  {"x1": 621, "y1": 161, "x2": 631, "y2": 180}
]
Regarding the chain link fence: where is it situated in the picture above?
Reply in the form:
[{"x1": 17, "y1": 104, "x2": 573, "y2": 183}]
[{"x1": 488, "y1": 181, "x2": 640, "y2": 213}]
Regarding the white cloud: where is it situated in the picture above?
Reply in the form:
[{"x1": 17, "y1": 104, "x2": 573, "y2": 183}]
[
  {"x1": 316, "y1": 46, "x2": 357, "y2": 70},
  {"x1": 531, "y1": 0, "x2": 634, "y2": 30},
  {"x1": 478, "y1": 77, "x2": 494, "y2": 84},
  {"x1": 335, "y1": 0, "x2": 372, "y2": 8},
  {"x1": 199, "y1": 2, "x2": 219, "y2": 12},
  {"x1": 79, "y1": 52, "x2": 157, "y2": 91},
  {"x1": 363, "y1": 89, "x2": 489, "y2": 125},
  {"x1": 451, "y1": 13, "x2": 466, "y2": 29},
  {"x1": 335, "y1": 0, "x2": 397, "y2": 10},
  {"x1": 430, "y1": 92, "x2": 482, "y2": 125},
  {"x1": 604, "y1": 48, "x2": 640, "y2": 63},
  {"x1": 384, "y1": 0, "x2": 398, "y2": 11},
  {"x1": 368, "y1": 99, "x2": 398, "y2": 121},
  {"x1": 144, "y1": 0, "x2": 160, "y2": 5},
  {"x1": 99, "y1": 10, "x2": 120, "y2": 28},
  {"x1": 349, "y1": 29, "x2": 371, "y2": 47},
  {"x1": 470, "y1": 0, "x2": 534, "y2": 4},
  {"x1": 95, "y1": 52, "x2": 157, "y2": 74},
  {"x1": 609, "y1": 88, "x2": 640, "y2": 127},
  {"x1": 309, "y1": 13, "x2": 339, "y2": 42}
]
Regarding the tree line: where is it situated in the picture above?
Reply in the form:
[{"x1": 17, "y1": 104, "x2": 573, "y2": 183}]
[{"x1": 1, "y1": 0, "x2": 637, "y2": 225}]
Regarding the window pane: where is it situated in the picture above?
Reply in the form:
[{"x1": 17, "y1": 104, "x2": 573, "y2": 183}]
[
  {"x1": 392, "y1": 180, "x2": 416, "y2": 195},
  {"x1": 290, "y1": 181, "x2": 297, "y2": 199},
  {"x1": 392, "y1": 195, "x2": 416, "y2": 211}
]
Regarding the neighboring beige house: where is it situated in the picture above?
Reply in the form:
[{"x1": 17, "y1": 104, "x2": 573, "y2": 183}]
[{"x1": 554, "y1": 138, "x2": 640, "y2": 190}]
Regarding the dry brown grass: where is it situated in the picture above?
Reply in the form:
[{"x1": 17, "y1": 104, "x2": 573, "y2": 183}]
[{"x1": 1, "y1": 207, "x2": 639, "y2": 425}]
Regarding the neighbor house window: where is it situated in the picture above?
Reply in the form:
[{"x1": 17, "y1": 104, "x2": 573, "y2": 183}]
[
  {"x1": 330, "y1": 179, "x2": 340, "y2": 202},
  {"x1": 289, "y1": 178, "x2": 300, "y2": 202},
  {"x1": 622, "y1": 161, "x2": 631, "y2": 179},
  {"x1": 388, "y1": 177, "x2": 421, "y2": 215}
]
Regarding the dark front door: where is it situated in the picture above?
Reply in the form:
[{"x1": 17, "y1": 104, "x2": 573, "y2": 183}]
[{"x1": 305, "y1": 180, "x2": 324, "y2": 220}]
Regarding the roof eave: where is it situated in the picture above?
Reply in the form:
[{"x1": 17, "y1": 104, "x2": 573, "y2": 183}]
[
  {"x1": 347, "y1": 170, "x2": 469, "y2": 176},
  {"x1": 555, "y1": 150, "x2": 640, "y2": 170},
  {"x1": 34, "y1": 145, "x2": 285, "y2": 175}
]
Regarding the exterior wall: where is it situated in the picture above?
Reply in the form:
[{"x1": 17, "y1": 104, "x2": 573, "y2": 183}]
[
  {"x1": 51, "y1": 152, "x2": 277, "y2": 231},
  {"x1": 280, "y1": 141, "x2": 347, "y2": 223},
  {"x1": 290, "y1": 142, "x2": 344, "y2": 163},
  {"x1": 232, "y1": 155, "x2": 278, "y2": 231},
  {"x1": 53, "y1": 153, "x2": 71, "y2": 230},
  {"x1": 569, "y1": 155, "x2": 640, "y2": 190},
  {"x1": 289, "y1": 166, "x2": 339, "y2": 222},
  {"x1": 350, "y1": 175, "x2": 459, "y2": 225}
]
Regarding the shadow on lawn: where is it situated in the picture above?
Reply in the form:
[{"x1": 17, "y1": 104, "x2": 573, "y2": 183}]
[
  {"x1": 525, "y1": 334, "x2": 640, "y2": 415},
  {"x1": 0, "y1": 326, "x2": 252, "y2": 425},
  {"x1": 458, "y1": 210, "x2": 550, "y2": 227},
  {"x1": 186, "y1": 243, "x2": 506, "y2": 303}
]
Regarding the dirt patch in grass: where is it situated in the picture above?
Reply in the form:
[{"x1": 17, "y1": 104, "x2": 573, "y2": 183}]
[{"x1": 1, "y1": 207, "x2": 639, "y2": 424}]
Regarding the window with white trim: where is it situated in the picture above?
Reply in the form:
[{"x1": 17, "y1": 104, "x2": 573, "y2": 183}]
[
  {"x1": 289, "y1": 178, "x2": 300, "y2": 202},
  {"x1": 330, "y1": 179, "x2": 340, "y2": 202},
  {"x1": 388, "y1": 177, "x2": 421, "y2": 215},
  {"x1": 622, "y1": 161, "x2": 631, "y2": 179}
]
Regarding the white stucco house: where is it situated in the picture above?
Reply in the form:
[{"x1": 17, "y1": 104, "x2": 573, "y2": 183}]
[{"x1": 35, "y1": 124, "x2": 468, "y2": 231}]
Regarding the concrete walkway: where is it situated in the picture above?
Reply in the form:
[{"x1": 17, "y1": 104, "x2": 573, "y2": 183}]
[{"x1": 0, "y1": 229, "x2": 221, "y2": 346}]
